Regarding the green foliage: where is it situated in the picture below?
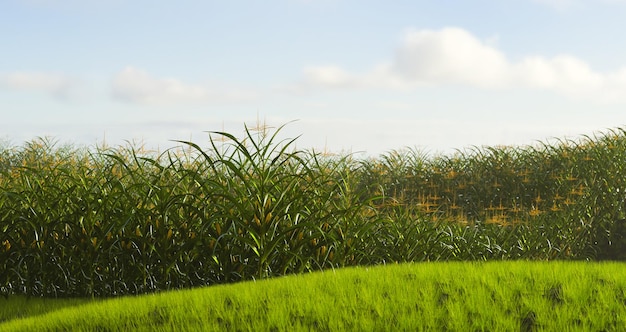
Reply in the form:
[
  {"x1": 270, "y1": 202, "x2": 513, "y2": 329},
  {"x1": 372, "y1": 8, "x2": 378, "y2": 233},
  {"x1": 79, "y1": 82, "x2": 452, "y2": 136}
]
[
  {"x1": 357, "y1": 127, "x2": 626, "y2": 261},
  {"x1": 1, "y1": 125, "x2": 626, "y2": 297},
  {"x1": 0, "y1": 126, "x2": 375, "y2": 297}
]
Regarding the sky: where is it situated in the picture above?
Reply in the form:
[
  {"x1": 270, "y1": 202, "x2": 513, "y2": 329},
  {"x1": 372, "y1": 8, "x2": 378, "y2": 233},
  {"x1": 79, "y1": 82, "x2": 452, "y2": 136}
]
[{"x1": 2, "y1": 0, "x2": 626, "y2": 156}]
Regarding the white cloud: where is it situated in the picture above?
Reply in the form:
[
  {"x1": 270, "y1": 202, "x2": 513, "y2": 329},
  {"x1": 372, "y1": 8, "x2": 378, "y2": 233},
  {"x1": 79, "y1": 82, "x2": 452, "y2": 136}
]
[
  {"x1": 302, "y1": 65, "x2": 354, "y2": 88},
  {"x1": 1, "y1": 71, "x2": 75, "y2": 100},
  {"x1": 291, "y1": 27, "x2": 626, "y2": 103},
  {"x1": 111, "y1": 66, "x2": 257, "y2": 105},
  {"x1": 112, "y1": 67, "x2": 207, "y2": 104},
  {"x1": 512, "y1": 55, "x2": 605, "y2": 95},
  {"x1": 390, "y1": 28, "x2": 509, "y2": 88},
  {"x1": 281, "y1": 65, "x2": 358, "y2": 94}
]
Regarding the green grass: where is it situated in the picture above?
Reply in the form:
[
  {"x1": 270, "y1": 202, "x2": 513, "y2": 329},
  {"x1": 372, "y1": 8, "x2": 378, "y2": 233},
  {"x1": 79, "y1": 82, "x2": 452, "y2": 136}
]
[{"x1": 2, "y1": 261, "x2": 626, "y2": 331}]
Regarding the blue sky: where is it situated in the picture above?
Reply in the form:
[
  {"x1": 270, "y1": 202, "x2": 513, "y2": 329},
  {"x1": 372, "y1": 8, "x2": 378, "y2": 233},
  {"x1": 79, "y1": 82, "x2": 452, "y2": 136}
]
[{"x1": 2, "y1": 0, "x2": 626, "y2": 155}]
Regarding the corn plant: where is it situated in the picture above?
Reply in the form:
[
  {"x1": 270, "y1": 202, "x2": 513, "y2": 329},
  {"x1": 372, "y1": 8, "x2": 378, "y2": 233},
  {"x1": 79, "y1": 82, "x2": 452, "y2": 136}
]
[{"x1": 2, "y1": 125, "x2": 626, "y2": 298}]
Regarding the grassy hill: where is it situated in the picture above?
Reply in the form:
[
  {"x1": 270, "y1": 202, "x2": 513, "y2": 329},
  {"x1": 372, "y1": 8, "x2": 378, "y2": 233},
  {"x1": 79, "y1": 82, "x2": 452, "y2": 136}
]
[{"x1": 2, "y1": 261, "x2": 626, "y2": 331}]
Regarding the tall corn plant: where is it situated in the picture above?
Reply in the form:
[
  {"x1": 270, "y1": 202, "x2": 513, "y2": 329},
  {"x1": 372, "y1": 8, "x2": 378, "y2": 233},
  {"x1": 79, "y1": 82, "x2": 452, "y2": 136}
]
[{"x1": 175, "y1": 124, "x2": 376, "y2": 281}]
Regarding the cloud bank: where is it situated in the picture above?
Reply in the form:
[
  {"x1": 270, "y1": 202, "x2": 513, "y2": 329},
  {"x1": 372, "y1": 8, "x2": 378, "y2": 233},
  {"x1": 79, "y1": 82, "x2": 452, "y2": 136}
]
[
  {"x1": 111, "y1": 66, "x2": 257, "y2": 105},
  {"x1": 293, "y1": 27, "x2": 626, "y2": 103},
  {"x1": 0, "y1": 71, "x2": 76, "y2": 100}
]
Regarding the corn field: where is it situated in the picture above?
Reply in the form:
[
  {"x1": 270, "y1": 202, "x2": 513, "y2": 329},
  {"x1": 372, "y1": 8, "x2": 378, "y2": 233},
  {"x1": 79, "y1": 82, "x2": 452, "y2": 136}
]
[{"x1": 1, "y1": 125, "x2": 626, "y2": 297}]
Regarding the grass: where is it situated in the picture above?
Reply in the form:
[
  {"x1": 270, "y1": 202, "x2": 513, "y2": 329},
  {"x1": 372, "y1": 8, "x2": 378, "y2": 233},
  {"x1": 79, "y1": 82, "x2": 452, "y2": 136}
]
[{"x1": 2, "y1": 261, "x2": 626, "y2": 331}]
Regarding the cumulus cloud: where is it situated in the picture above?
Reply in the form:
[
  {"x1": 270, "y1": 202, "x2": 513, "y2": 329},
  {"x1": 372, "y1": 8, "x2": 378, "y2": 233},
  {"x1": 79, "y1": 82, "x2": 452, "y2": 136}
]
[
  {"x1": 390, "y1": 28, "x2": 509, "y2": 88},
  {"x1": 512, "y1": 55, "x2": 606, "y2": 96},
  {"x1": 111, "y1": 66, "x2": 257, "y2": 105},
  {"x1": 291, "y1": 27, "x2": 626, "y2": 103},
  {"x1": 1, "y1": 71, "x2": 75, "y2": 100}
]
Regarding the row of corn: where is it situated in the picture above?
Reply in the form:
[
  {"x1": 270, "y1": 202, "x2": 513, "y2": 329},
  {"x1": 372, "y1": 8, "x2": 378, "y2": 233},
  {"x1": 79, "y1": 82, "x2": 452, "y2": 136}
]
[{"x1": 1, "y1": 126, "x2": 625, "y2": 297}]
